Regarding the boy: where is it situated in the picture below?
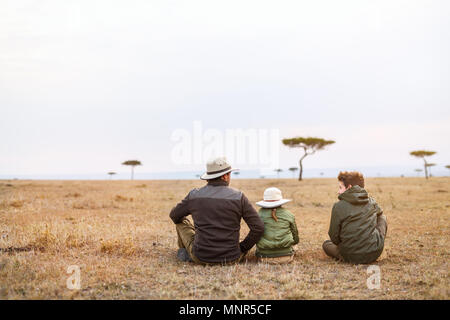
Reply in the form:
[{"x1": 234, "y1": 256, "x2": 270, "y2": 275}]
[{"x1": 323, "y1": 171, "x2": 387, "y2": 264}]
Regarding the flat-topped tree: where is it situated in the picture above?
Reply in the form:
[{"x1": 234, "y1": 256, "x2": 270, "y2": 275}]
[
  {"x1": 274, "y1": 168, "x2": 283, "y2": 179},
  {"x1": 288, "y1": 167, "x2": 298, "y2": 179},
  {"x1": 426, "y1": 163, "x2": 436, "y2": 177},
  {"x1": 282, "y1": 137, "x2": 335, "y2": 181},
  {"x1": 410, "y1": 150, "x2": 436, "y2": 179},
  {"x1": 107, "y1": 172, "x2": 117, "y2": 180},
  {"x1": 122, "y1": 160, "x2": 142, "y2": 180}
]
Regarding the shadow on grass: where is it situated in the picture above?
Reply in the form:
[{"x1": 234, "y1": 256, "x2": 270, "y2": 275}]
[{"x1": 0, "y1": 245, "x2": 44, "y2": 253}]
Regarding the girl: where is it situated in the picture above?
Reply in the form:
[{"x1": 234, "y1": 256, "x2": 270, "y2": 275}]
[{"x1": 255, "y1": 187, "x2": 299, "y2": 264}]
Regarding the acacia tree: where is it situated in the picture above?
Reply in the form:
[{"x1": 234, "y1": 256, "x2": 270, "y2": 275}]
[
  {"x1": 107, "y1": 172, "x2": 117, "y2": 180},
  {"x1": 274, "y1": 168, "x2": 283, "y2": 179},
  {"x1": 426, "y1": 163, "x2": 436, "y2": 177},
  {"x1": 122, "y1": 160, "x2": 142, "y2": 180},
  {"x1": 414, "y1": 168, "x2": 422, "y2": 177},
  {"x1": 282, "y1": 137, "x2": 335, "y2": 181},
  {"x1": 410, "y1": 150, "x2": 436, "y2": 179},
  {"x1": 288, "y1": 167, "x2": 298, "y2": 178}
]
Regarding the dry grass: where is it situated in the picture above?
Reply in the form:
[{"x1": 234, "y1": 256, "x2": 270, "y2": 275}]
[{"x1": 0, "y1": 178, "x2": 448, "y2": 300}]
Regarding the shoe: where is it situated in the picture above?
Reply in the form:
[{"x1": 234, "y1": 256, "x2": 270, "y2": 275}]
[{"x1": 177, "y1": 248, "x2": 193, "y2": 262}]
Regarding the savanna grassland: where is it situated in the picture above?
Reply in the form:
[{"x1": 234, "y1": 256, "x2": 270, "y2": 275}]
[{"x1": 0, "y1": 177, "x2": 448, "y2": 300}]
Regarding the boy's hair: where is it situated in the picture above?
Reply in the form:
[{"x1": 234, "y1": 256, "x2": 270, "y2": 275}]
[{"x1": 338, "y1": 171, "x2": 365, "y2": 188}]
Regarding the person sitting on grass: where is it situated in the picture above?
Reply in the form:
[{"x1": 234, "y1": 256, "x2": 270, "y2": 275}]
[
  {"x1": 323, "y1": 171, "x2": 388, "y2": 264},
  {"x1": 255, "y1": 187, "x2": 299, "y2": 264},
  {"x1": 169, "y1": 156, "x2": 264, "y2": 265}
]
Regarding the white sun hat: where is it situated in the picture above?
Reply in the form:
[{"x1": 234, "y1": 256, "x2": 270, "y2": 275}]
[
  {"x1": 200, "y1": 156, "x2": 239, "y2": 180},
  {"x1": 256, "y1": 187, "x2": 291, "y2": 208}
]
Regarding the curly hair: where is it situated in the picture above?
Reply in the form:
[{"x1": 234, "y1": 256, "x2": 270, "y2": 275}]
[{"x1": 338, "y1": 171, "x2": 365, "y2": 188}]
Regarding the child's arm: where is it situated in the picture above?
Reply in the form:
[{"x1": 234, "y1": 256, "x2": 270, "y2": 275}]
[
  {"x1": 375, "y1": 202, "x2": 384, "y2": 216},
  {"x1": 290, "y1": 218, "x2": 299, "y2": 245},
  {"x1": 370, "y1": 197, "x2": 384, "y2": 216}
]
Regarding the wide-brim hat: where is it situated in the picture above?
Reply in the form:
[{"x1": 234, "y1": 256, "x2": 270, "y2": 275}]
[
  {"x1": 256, "y1": 187, "x2": 291, "y2": 208},
  {"x1": 200, "y1": 156, "x2": 239, "y2": 180}
]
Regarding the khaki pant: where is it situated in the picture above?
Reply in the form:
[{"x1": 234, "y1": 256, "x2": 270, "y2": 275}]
[
  {"x1": 175, "y1": 218, "x2": 246, "y2": 265},
  {"x1": 323, "y1": 214, "x2": 388, "y2": 262},
  {"x1": 257, "y1": 254, "x2": 294, "y2": 265},
  {"x1": 322, "y1": 240, "x2": 344, "y2": 261}
]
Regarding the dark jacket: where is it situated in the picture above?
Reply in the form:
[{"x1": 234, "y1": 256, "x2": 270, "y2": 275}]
[
  {"x1": 256, "y1": 207, "x2": 299, "y2": 257},
  {"x1": 328, "y1": 185, "x2": 385, "y2": 263},
  {"x1": 170, "y1": 180, "x2": 264, "y2": 263}
]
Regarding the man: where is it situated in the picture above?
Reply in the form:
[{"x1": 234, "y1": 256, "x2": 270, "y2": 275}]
[
  {"x1": 170, "y1": 157, "x2": 264, "y2": 264},
  {"x1": 323, "y1": 171, "x2": 388, "y2": 264}
]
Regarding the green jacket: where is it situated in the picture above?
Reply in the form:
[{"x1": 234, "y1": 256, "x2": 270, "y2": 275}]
[
  {"x1": 256, "y1": 207, "x2": 299, "y2": 257},
  {"x1": 328, "y1": 185, "x2": 385, "y2": 263}
]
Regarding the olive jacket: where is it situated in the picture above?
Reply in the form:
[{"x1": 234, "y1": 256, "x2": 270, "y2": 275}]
[
  {"x1": 256, "y1": 207, "x2": 299, "y2": 258},
  {"x1": 328, "y1": 185, "x2": 385, "y2": 263}
]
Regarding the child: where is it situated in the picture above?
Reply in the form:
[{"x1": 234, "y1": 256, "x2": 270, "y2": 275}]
[
  {"x1": 255, "y1": 187, "x2": 299, "y2": 264},
  {"x1": 323, "y1": 171, "x2": 388, "y2": 264}
]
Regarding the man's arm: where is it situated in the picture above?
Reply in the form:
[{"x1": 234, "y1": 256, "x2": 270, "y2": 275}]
[
  {"x1": 169, "y1": 192, "x2": 191, "y2": 224},
  {"x1": 328, "y1": 203, "x2": 341, "y2": 245},
  {"x1": 239, "y1": 194, "x2": 264, "y2": 253}
]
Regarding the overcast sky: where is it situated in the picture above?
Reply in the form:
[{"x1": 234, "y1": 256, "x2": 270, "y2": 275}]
[{"x1": 1, "y1": 0, "x2": 449, "y2": 176}]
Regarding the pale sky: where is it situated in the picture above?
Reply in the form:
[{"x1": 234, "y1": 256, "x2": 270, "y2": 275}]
[{"x1": 1, "y1": 0, "x2": 449, "y2": 176}]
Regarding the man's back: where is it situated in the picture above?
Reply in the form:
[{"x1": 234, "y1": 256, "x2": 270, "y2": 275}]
[{"x1": 170, "y1": 180, "x2": 264, "y2": 263}]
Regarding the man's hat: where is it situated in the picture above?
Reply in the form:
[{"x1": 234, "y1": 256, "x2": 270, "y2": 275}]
[{"x1": 200, "y1": 157, "x2": 239, "y2": 180}]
